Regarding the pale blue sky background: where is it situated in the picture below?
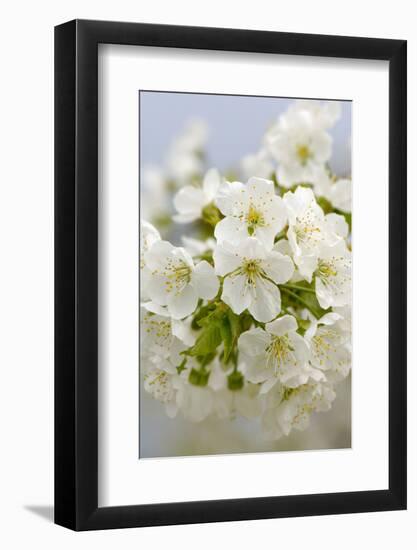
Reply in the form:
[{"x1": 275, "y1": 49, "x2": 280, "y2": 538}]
[{"x1": 140, "y1": 91, "x2": 351, "y2": 176}]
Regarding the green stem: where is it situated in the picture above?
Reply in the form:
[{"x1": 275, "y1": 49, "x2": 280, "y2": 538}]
[
  {"x1": 280, "y1": 287, "x2": 319, "y2": 318},
  {"x1": 280, "y1": 283, "x2": 316, "y2": 294}
]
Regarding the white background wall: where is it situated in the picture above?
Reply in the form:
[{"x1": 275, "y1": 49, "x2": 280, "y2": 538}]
[{"x1": 0, "y1": 1, "x2": 414, "y2": 548}]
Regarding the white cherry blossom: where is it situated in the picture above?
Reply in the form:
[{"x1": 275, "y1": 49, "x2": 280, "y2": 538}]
[
  {"x1": 284, "y1": 186, "x2": 338, "y2": 281},
  {"x1": 214, "y1": 177, "x2": 287, "y2": 248},
  {"x1": 173, "y1": 168, "x2": 222, "y2": 223},
  {"x1": 140, "y1": 167, "x2": 168, "y2": 221},
  {"x1": 239, "y1": 314, "x2": 324, "y2": 393},
  {"x1": 265, "y1": 100, "x2": 340, "y2": 188},
  {"x1": 329, "y1": 178, "x2": 351, "y2": 212},
  {"x1": 324, "y1": 212, "x2": 349, "y2": 240},
  {"x1": 173, "y1": 369, "x2": 214, "y2": 423},
  {"x1": 304, "y1": 312, "x2": 351, "y2": 383},
  {"x1": 262, "y1": 381, "x2": 336, "y2": 440},
  {"x1": 214, "y1": 237, "x2": 294, "y2": 322},
  {"x1": 143, "y1": 364, "x2": 179, "y2": 418},
  {"x1": 140, "y1": 221, "x2": 161, "y2": 299},
  {"x1": 145, "y1": 240, "x2": 219, "y2": 319},
  {"x1": 240, "y1": 149, "x2": 274, "y2": 180},
  {"x1": 207, "y1": 360, "x2": 265, "y2": 419},
  {"x1": 213, "y1": 384, "x2": 265, "y2": 420},
  {"x1": 312, "y1": 168, "x2": 352, "y2": 213},
  {"x1": 166, "y1": 119, "x2": 208, "y2": 184},
  {"x1": 314, "y1": 239, "x2": 351, "y2": 310}
]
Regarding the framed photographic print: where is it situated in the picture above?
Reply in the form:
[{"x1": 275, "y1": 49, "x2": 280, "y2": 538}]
[{"x1": 55, "y1": 19, "x2": 407, "y2": 530}]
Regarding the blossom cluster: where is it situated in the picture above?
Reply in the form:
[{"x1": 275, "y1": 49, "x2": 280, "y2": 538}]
[{"x1": 141, "y1": 99, "x2": 351, "y2": 440}]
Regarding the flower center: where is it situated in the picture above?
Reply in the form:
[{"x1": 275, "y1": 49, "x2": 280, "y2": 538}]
[
  {"x1": 294, "y1": 208, "x2": 322, "y2": 246},
  {"x1": 265, "y1": 334, "x2": 295, "y2": 374},
  {"x1": 241, "y1": 259, "x2": 263, "y2": 284},
  {"x1": 317, "y1": 260, "x2": 338, "y2": 281},
  {"x1": 246, "y1": 204, "x2": 265, "y2": 235},
  {"x1": 144, "y1": 370, "x2": 174, "y2": 403},
  {"x1": 143, "y1": 314, "x2": 171, "y2": 343},
  {"x1": 296, "y1": 144, "x2": 312, "y2": 165},
  {"x1": 163, "y1": 260, "x2": 192, "y2": 295}
]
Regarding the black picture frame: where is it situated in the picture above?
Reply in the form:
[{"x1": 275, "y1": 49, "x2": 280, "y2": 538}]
[{"x1": 55, "y1": 19, "x2": 407, "y2": 531}]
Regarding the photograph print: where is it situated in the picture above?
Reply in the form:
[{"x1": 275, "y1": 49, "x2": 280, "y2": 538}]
[{"x1": 139, "y1": 91, "x2": 352, "y2": 459}]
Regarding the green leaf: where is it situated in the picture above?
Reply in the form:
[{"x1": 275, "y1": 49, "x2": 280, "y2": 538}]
[
  {"x1": 219, "y1": 316, "x2": 233, "y2": 363},
  {"x1": 192, "y1": 302, "x2": 217, "y2": 330},
  {"x1": 186, "y1": 322, "x2": 222, "y2": 357}
]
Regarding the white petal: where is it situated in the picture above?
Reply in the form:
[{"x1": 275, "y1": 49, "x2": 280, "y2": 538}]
[
  {"x1": 173, "y1": 212, "x2": 200, "y2": 224},
  {"x1": 325, "y1": 212, "x2": 349, "y2": 239},
  {"x1": 247, "y1": 177, "x2": 275, "y2": 201},
  {"x1": 144, "y1": 240, "x2": 175, "y2": 271},
  {"x1": 238, "y1": 236, "x2": 268, "y2": 261},
  {"x1": 273, "y1": 239, "x2": 291, "y2": 256},
  {"x1": 262, "y1": 251, "x2": 294, "y2": 284},
  {"x1": 173, "y1": 186, "x2": 205, "y2": 217},
  {"x1": 202, "y1": 168, "x2": 221, "y2": 200},
  {"x1": 263, "y1": 195, "x2": 287, "y2": 230},
  {"x1": 315, "y1": 278, "x2": 332, "y2": 310},
  {"x1": 191, "y1": 260, "x2": 219, "y2": 300},
  {"x1": 213, "y1": 243, "x2": 242, "y2": 276},
  {"x1": 266, "y1": 314, "x2": 297, "y2": 336},
  {"x1": 146, "y1": 273, "x2": 170, "y2": 305},
  {"x1": 310, "y1": 131, "x2": 332, "y2": 162},
  {"x1": 167, "y1": 285, "x2": 198, "y2": 319},
  {"x1": 214, "y1": 216, "x2": 247, "y2": 244},
  {"x1": 215, "y1": 180, "x2": 248, "y2": 217},
  {"x1": 330, "y1": 178, "x2": 351, "y2": 212},
  {"x1": 238, "y1": 327, "x2": 270, "y2": 357},
  {"x1": 259, "y1": 377, "x2": 279, "y2": 394},
  {"x1": 317, "y1": 312, "x2": 342, "y2": 326},
  {"x1": 222, "y1": 273, "x2": 251, "y2": 315},
  {"x1": 242, "y1": 355, "x2": 273, "y2": 384},
  {"x1": 283, "y1": 186, "x2": 316, "y2": 222},
  {"x1": 141, "y1": 301, "x2": 170, "y2": 316},
  {"x1": 141, "y1": 220, "x2": 160, "y2": 250},
  {"x1": 294, "y1": 253, "x2": 318, "y2": 283},
  {"x1": 171, "y1": 318, "x2": 196, "y2": 346},
  {"x1": 248, "y1": 277, "x2": 281, "y2": 322},
  {"x1": 276, "y1": 164, "x2": 305, "y2": 188}
]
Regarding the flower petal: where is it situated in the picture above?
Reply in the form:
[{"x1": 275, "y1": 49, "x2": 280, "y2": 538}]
[
  {"x1": 191, "y1": 260, "x2": 219, "y2": 300},
  {"x1": 202, "y1": 168, "x2": 221, "y2": 200},
  {"x1": 173, "y1": 185, "x2": 205, "y2": 217},
  {"x1": 144, "y1": 240, "x2": 175, "y2": 271},
  {"x1": 238, "y1": 327, "x2": 270, "y2": 357},
  {"x1": 248, "y1": 277, "x2": 281, "y2": 322},
  {"x1": 214, "y1": 216, "x2": 247, "y2": 244},
  {"x1": 213, "y1": 242, "x2": 242, "y2": 276},
  {"x1": 262, "y1": 251, "x2": 294, "y2": 284},
  {"x1": 215, "y1": 181, "x2": 248, "y2": 217},
  {"x1": 167, "y1": 285, "x2": 198, "y2": 319},
  {"x1": 266, "y1": 314, "x2": 298, "y2": 336},
  {"x1": 222, "y1": 273, "x2": 251, "y2": 315}
]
